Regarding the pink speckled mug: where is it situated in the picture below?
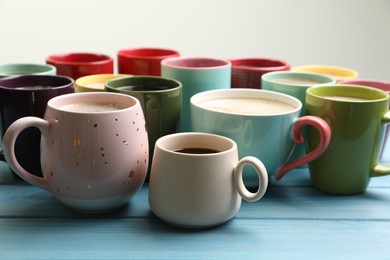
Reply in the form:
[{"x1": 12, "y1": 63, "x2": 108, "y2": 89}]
[{"x1": 2, "y1": 92, "x2": 148, "y2": 213}]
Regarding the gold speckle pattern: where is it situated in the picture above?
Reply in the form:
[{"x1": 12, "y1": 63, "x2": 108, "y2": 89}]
[
  {"x1": 74, "y1": 139, "x2": 81, "y2": 146},
  {"x1": 129, "y1": 170, "x2": 135, "y2": 177},
  {"x1": 123, "y1": 141, "x2": 128, "y2": 145}
]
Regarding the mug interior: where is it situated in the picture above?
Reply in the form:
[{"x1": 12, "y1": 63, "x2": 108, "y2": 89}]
[
  {"x1": 292, "y1": 65, "x2": 358, "y2": 79},
  {"x1": 157, "y1": 133, "x2": 235, "y2": 156},
  {"x1": 0, "y1": 75, "x2": 73, "y2": 90},
  {"x1": 307, "y1": 85, "x2": 389, "y2": 101},
  {"x1": 161, "y1": 57, "x2": 230, "y2": 69},
  {"x1": 262, "y1": 71, "x2": 336, "y2": 85},
  {"x1": 75, "y1": 74, "x2": 129, "y2": 91},
  {"x1": 230, "y1": 58, "x2": 289, "y2": 70},
  {"x1": 105, "y1": 76, "x2": 181, "y2": 93},
  {"x1": 118, "y1": 48, "x2": 179, "y2": 59},
  {"x1": 47, "y1": 53, "x2": 112, "y2": 64},
  {"x1": 191, "y1": 89, "x2": 301, "y2": 116}
]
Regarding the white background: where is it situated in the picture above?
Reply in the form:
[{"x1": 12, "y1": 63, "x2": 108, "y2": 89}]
[{"x1": 0, "y1": 0, "x2": 389, "y2": 81}]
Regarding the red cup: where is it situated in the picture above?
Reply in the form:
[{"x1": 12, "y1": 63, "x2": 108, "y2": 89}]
[
  {"x1": 46, "y1": 52, "x2": 114, "y2": 80},
  {"x1": 229, "y1": 58, "x2": 290, "y2": 89},
  {"x1": 117, "y1": 47, "x2": 180, "y2": 76}
]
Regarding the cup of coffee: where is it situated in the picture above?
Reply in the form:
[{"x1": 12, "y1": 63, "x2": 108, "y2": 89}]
[
  {"x1": 0, "y1": 75, "x2": 74, "y2": 176},
  {"x1": 105, "y1": 76, "x2": 182, "y2": 180},
  {"x1": 262, "y1": 71, "x2": 336, "y2": 162},
  {"x1": 148, "y1": 132, "x2": 268, "y2": 228},
  {"x1": 46, "y1": 52, "x2": 114, "y2": 80},
  {"x1": 75, "y1": 74, "x2": 130, "y2": 92},
  {"x1": 190, "y1": 88, "x2": 331, "y2": 186},
  {"x1": 118, "y1": 47, "x2": 180, "y2": 76},
  {"x1": 338, "y1": 79, "x2": 390, "y2": 159},
  {"x1": 0, "y1": 63, "x2": 57, "y2": 78},
  {"x1": 292, "y1": 65, "x2": 358, "y2": 82},
  {"x1": 161, "y1": 57, "x2": 231, "y2": 132},
  {"x1": 2, "y1": 92, "x2": 149, "y2": 213},
  {"x1": 306, "y1": 84, "x2": 390, "y2": 195},
  {"x1": 229, "y1": 57, "x2": 290, "y2": 89}
]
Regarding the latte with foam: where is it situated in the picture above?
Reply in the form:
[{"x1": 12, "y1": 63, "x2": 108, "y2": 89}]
[
  {"x1": 198, "y1": 97, "x2": 296, "y2": 115},
  {"x1": 59, "y1": 102, "x2": 127, "y2": 113}
]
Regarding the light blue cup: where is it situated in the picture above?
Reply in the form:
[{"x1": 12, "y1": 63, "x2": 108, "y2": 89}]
[
  {"x1": 161, "y1": 57, "x2": 231, "y2": 132},
  {"x1": 0, "y1": 63, "x2": 57, "y2": 78},
  {"x1": 262, "y1": 71, "x2": 336, "y2": 163},
  {"x1": 190, "y1": 88, "x2": 331, "y2": 186}
]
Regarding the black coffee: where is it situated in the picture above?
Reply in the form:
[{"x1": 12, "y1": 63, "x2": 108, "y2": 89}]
[{"x1": 174, "y1": 147, "x2": 220, "y2": 154}]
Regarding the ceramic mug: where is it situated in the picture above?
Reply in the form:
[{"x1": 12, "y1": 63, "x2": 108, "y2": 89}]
[
  {"x1": 0, "y1": 63, "x2": 56, "y2": 78},
  {"x1": 2, "y1": 92, "x2": 148, "y2": 213},
  {"x1": 229, "y1": 57, "x2": 290, "y2": 89},
  {"x1": 161, "y1": 57, "x2": 231, "y2": 132},
  {"x1": 148, "y1": 132, "x2": 268, "y2": 228},
  {"x1": 0, "y1": 75, "x2": 74, "y2": 176},
  {"x1": 190, "y1": 88, "x2": 331, "y2": 186},
  {"x1": 118, "y1": 47, "x2": 180, "y2": 76},
  {"x1": 338, "y1": 79, "x2": 390, "y2": 160},
  {"x1": 306, "y1": 85, "x2": 390, "y2": 195},
  {"x1": 105, "y1": 76, "x2": 182, "y2": 180},
  {"x1": 292, "y1": 64, "x2": 358, "y2": 82},
  {"x1": 262, "y1": 71, "x2": 336, "y2": 162},
  {"x1": 75, "y1": 74, "x2": 130, "y2": 92},
  {"x1": 46, "y1": 52, "x2": 114, "y2": 80}
]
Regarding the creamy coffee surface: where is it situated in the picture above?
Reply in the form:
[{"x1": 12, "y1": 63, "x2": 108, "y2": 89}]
[
  {"x1": 198, "y1": 98, "x2": 296, "y2": 115},
  {"x1": 324, "y1": 95, "x2": 370, "y2": 102},
  {"x1": 59, "y1": 102, "x2": 127, "y2": 113}
]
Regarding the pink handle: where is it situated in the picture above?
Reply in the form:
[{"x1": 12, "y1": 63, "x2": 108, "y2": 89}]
[{"x1": 275, "y1": 116, "x2": 331, "y2": 180}]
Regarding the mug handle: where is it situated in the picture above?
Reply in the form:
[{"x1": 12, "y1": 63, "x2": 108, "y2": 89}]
[
  {"x1": 372, "y1": 110, "x2": 390, "y2": 177},
  {"x1": 275, "y1": 115, "x2": 331, "y2": 180},
  {"x1": 2, "y1": 116, "x2": 52, "y2": 192},
  {"x1": 234, "y1": 156, "x2": 268, "y2": 202}
]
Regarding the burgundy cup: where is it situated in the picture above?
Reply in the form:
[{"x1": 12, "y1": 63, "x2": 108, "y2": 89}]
[
  {"x1": 339, "y1": 79, "x2": 390, "y2": 159},
  {"x1": 118, "y1": 48, "x2": 180, "y2": 76},
  {"x1": 229, "y1": 58, "x2": 290, "y2": 89},
  {"x1": 0, "y1": 75, "x2": 74, "y2": 176},
  {"x1": 46, "y1": 52, "x2": 114, "y2": 80}
]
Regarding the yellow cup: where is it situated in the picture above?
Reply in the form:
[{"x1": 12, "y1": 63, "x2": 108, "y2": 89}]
[
  {"x1": 75, "y1": 74, "x2": 131, "y2": 92},
  {"x1": 291, "y1": 65, "x2": 358, "y2": 82}
]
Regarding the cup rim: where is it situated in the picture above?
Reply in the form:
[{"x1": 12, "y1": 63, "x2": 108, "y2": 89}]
[
  {"x1": 292, "y1": 64, "x2": 358, "y2": 80},
  {"x1": 0, "y1": 63, "x2": 57, "y2": 76},
  {"x1": 46, "y1": 52, "x2": 113, "y2": 66},
  {"x1": 262, "y1": 71, "x2": 337, "y2": 86},
  {"x1": 105, "y1": 75, "x2": 182, "y2": 93},
  {"x1": 155, "y1": 132, "x2": 236, "y2": 157},
  {"x1": 75, "y1": 74, "x2": 131, "y2": 91},
  {"x1": 0, "y1": 75, "x2": 74, "y2": 90},
  {"x1": 190, "y1": 88, "x2": 302, "y2": 117},
  {"x1": 307, "y1": 84, "x2": 389, "y2": 103},
  {"x1": 47, "y1": 92, "x2": 140, "y2": 114},
  {"x1": 229, "y1": 57, "x2": 290, "y2": 72},
  {"x1": 117, "y1": 47, "x2": 180, "y2": 59},
  {"x1": 338, "y1": 79, "x2": 390, "y2": 93},
  {"x1": 161, "y1": 57, "x2": 231, "y2": 70}
]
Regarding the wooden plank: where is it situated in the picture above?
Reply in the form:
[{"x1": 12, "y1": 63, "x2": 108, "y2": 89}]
[{"x1": 0, "y1": 218, "x2": 389, "y2": 259}]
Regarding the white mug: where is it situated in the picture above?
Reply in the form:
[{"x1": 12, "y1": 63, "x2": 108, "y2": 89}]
[
  {"x1": 148, "y1": 132, "x2": 268, "y2": 228},
  {"x1": 2, "y1": 92, "x2": 149, "y2": 213}
]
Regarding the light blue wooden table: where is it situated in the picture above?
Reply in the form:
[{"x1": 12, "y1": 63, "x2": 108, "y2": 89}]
[{"x1": 1, "y1": 144, "x2": 390, "y2": 260}]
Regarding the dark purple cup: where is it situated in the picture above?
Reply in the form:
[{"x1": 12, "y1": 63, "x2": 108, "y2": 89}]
[{"x1": 0, "y1": 75, "x2": 74, "y2": 176}]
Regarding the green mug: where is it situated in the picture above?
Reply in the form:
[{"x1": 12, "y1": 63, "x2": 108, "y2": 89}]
[
  {"x1": 306, "y1": 84, "x2": 390, "y2": 195},
  {"x1": 0, "y1": 63, "x2": 56, "y2": 78},
  {"x1": 105, "y1": 76, "x2": 182, "y2": 180}
]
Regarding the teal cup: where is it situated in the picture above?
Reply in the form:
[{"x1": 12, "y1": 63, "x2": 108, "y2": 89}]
[
  {"x1": 262, "y1": 71, "x2": 336, "y2": 163},
  {"x1": 161, "y1": 57, "x2": 231, "y2": 132},
  {"x1": 0, "y1": 63, "x2": 56, "y2": 78},
  {"x1": 190, "y1": 88, "x2": 331, "y2": 186}
]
